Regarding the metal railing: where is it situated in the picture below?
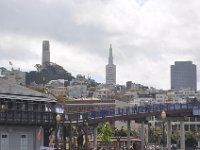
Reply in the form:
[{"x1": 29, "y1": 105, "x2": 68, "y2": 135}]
[
  {"x1": 0, "y1": 109, "x2": 57, "y2": 125},
  {"x1": 89, "y1": 102, "x2": 200, "y2": 119}
]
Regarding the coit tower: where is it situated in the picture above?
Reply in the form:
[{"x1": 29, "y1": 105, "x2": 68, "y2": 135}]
[
  {"x1": 106, "y1": 44, "x2": 116, "y2": 85},
  {"x1": 42, "y1": 40, "x2": 50, "y2": 67}
]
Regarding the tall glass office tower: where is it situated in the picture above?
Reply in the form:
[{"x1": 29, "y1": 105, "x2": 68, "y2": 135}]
[{"x1": 171, "y1": 61, "x2": 197, "y2": 90}]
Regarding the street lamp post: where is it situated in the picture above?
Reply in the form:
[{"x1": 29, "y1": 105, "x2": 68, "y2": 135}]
[
  {"x1": 161, "y1": 110, "x2": 166, "y2": 150},
  {"x1": 196, "y1": 131, "x2": 200, "y2": 148},
  {"x1": 56, "y1": 114, "x2": 61, "y2": 149},
  {"x1": 154, "y1": 121, "x2": 157, "y2": 150},
  {"x1": 85, "y1": 121, "x2": 89, "y2": 150},
  {"x1": 114, "y1": 129, "x2": 121, "y2": 150}
]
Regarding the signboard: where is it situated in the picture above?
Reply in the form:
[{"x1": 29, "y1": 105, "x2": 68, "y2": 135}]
[
  {"x1": 193, "y1": 108, "x2": 200, "y2": 115},
  {"x1": 55, "y1": 105, "x2": 64, "y2": 114}
]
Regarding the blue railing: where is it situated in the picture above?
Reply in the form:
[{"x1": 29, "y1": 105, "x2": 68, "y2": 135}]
[{"x1": 89, "y1": 102, "x2": 200, "y2": 119}]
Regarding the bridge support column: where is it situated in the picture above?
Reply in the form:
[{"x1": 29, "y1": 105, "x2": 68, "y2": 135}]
[
  {"x1": 141, "y1": 121, "x2": 145, "y2": 150},
  {"x1": 93, "y1": 126, "x2": 97, "y2": 149},
  {"x1": 180, "y1": 121, "x2": 185, "y2": 150},
  {"x1": 146, "y1": 124, "x2": 148, "y2": 144},
  {"x1": 167, "y1": 120, "x2": 172, "y2": 150},
  {"x1": 63, "y1": 126, "x2": 66, "y2": 150},
  {"x1": 127, "y1": 120, "x2": 131, "y2": 149},
  {"x1": 43, "y1": 127, "x2": 49, "y2": 147}
]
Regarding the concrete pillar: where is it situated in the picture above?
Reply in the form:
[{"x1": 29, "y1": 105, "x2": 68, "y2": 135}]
[
  {"x1": 195, "y1": 117, "x2": 197, "y2": 131},
  {"x1": 198, "y1": 138, "x2": 200, "y2": 148},
  {"x1": 93, "y1": 126, "x2": 97, "y2": 149},
  {"x1": 146, "y1": 124, "x2": 149, "y2": 144},
  {"x1": 167, "y1": 120, "x2": 172, "y2": 150},
  {"x1": 55, "y1": 125, "x2": 58, "y2": 149},
  {"x1": 63, "y1": 126, "x2": 66, "y2": 150},
  {"x1": 180, "y1": 121, "x2": 185, "y2": 150},
  {"x1": 127, "y1": 120, "x2": 131, "y2": 149},
  {"x1": 43, "y1": 127, "x2": 49, "y2": 147},
  {"x1": 141, "y1": 121, "x2": 145, "y2": 150},
  {"x1": 188, "y1": 117, "x2": 190, "y2": 131}
]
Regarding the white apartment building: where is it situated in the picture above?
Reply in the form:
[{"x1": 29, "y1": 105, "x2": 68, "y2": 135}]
[
  {"x1": 174, "y1": 88, "x2": 196, "y2": 103},
  {"x1": 68, "y1": 75, "x2": 88, "y2": 99},
  {"x1": 68, "y1": 84, "x2": 87, "y2": 99},
  {"x1": 1, "y1": 68, "x2": 26, "y2": 85},
  {"x1": 93, "y1": 87, "x2": 113, "y2": 99},
  {"x1": 155, "y1": 93, "x2": 168, "y2": 103}
]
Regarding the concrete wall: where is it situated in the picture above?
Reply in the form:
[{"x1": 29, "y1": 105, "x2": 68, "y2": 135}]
[{"x1": 0, "y1": 126, "x2": 43, "y2": 150}]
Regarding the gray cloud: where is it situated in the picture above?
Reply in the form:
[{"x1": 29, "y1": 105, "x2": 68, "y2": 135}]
[{"x1": 0, "y1": 0, "x2": 200, "y2": 89}]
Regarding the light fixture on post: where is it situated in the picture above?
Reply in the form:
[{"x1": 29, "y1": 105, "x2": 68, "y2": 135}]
[
  {"x1": 56, "y1": 114, "x2": 61, "y2": 149},
  {"x1": 56, "y1": 114, "x2": 61, "y2": 123},
  {"x1": 84, "y1": 119, "x2": 89, "y2": 150},
  {"x1": 161, "y1": 110, "x2": 166, "y2": 150}
]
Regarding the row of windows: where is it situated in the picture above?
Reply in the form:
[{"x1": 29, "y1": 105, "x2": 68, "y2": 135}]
[{"x1": 0, "y1": 101, "x2": 53, "y2": 112}]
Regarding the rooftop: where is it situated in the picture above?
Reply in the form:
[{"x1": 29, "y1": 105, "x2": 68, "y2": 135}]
[{"x1": 0, "y1": 79, "x2": 56, "y2": 102}]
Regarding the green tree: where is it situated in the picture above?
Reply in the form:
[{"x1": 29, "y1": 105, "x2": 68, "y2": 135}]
[
  {"x1": 185, "y1": 131, "x2": 196, "y2": 147},
  {"x1": 148, "y1": 126, "x2": 162, "y2": 143},
  {"x1": 97, "y1": 122, "x2": 112, "y2": 145}
]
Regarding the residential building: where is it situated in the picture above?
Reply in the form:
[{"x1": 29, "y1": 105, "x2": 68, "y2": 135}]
[
  {"x1": 171, "y1": 61, "x2": 197, "y2": 91},
  {"x1": 174, "y1": 88, "x2": 196, "y2": 103},
  {"x1": 0, "y1": 79, "x2": 56, "y2": 150},
  {"x1": 0, "y1": 68, "x2": 26, "y2": 85},
  {"x1": 0, "y1": 68, "x2": 4, "y2": 77},
  {"x1": 64, "y1": 98, "x2": 115, "y2": 113},
  {"x1": 106, "y1": 44, "x2": 116, "y2": 85},
  {"x1": 155, "y1": 93, "x2": 168, "y2": 103},
  {"x1": 48, "y1": 79, "x2": 68, "y2": 97},
  {"x1": 68, "y1": 75, "x2": 88, "y2": 99},
  {"x1": 93, "y1": 87, "x2": 114, "y2": 99},
  {"x1": 68, "y1": 84, "x2": 87, "y2": 99}
]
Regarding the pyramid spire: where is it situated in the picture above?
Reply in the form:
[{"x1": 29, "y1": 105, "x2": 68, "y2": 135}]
[
  {"x1": 106, "y1": 44, "x2": 116, "y2": 85},
  {"x1": 109, "y1": 44, "x2": 113, "y2": 64}
]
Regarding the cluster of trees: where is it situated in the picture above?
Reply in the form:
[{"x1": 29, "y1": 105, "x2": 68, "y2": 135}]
[
  {"x1": 149, "y1": 124, "x2": 200, "y2": 148},
  {"x1": 26, "y1": 63, "x2": 74, "y2": 85},
  {"x1": 98, "y1": 122, "x2": 200, "y2": 148},
  {"x1": 97, "y1": 122, "x2": 139, "y2": 146}
]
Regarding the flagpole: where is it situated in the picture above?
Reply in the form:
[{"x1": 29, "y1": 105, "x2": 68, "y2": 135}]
[{"x1": 9, "y1": 61, "x2": 13, "y2": 71}]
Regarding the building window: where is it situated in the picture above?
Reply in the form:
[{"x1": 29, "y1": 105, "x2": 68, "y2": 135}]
[
  {"x1": 20, "y1": 134, "x2": 28, "y2": 150},
  {"x1": 2, "y1": 135, "x2": 7, "y2": 138},
  {"x1": 1, "y1": 133, "x2": 9, "y2": 150}
]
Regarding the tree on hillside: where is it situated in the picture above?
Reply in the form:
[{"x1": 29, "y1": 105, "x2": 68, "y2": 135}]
[{"x1": 26, "y1": 63, "x2": 74, "y2": 85}]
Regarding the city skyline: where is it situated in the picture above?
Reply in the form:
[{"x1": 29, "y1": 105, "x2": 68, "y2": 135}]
[{"x1": 0, "y1": 0, "x2": 200, "y2": 90}]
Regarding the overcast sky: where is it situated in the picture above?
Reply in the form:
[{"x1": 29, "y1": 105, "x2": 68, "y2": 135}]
[{"x1": 0, "y1": 0, "x2": 200, "y2": 90}]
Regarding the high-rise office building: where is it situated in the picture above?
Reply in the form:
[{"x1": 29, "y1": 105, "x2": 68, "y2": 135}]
[
  {"x1": 106, "y1": 44, "x2": 116, "y2": 85},
  {"x1": 171, "y1": 61, "x2": 197, "y2": 90},
  {"x1": 42, "y1": 40, "x2": 50, "y2": 67}
]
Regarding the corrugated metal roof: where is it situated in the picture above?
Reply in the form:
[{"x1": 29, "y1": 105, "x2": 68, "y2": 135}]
[{"x1": 0, "y1": 79, "x2": 56, "y2": 102}]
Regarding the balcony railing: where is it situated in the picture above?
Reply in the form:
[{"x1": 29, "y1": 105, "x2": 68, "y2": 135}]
[{"x1": 0, "y1": 109, "x2": 57, "y2": 125}]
